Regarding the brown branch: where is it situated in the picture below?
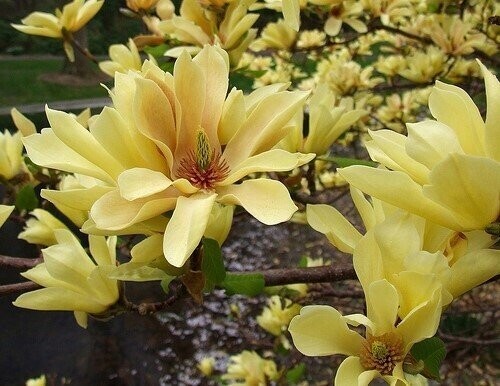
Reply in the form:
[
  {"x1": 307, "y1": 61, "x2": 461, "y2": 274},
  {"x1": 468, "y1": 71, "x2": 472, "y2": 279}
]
[
  {"x1": 0, "y1": 255, "x2": 42, "y2": 269},
  {"x1": 256, "y1": 265, "x2": 357, "y2": 286},
  {"x1": 439, "y1": 331, "x2": 500, "y2": 346},
  {"x1": 123, "y1": 279, "x2": 186, "y2": 315},
  {"x1": 0, "y1": 281, "x2": 40, "y2": 296}
]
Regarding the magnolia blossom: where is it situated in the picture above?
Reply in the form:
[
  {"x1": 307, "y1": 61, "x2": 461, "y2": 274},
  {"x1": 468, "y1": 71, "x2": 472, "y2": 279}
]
[
  {"x1": 18, "y1": 209, "x2": 70, "y2": 246},
  {"x1": 0, "y1": 129, "x2": 26, "y2": 180},
  {"x1": 14, "y1": 230, "x2": 119, "y2": 328},
  {"x1": 11, "y1": 0, "x2": 104, "y2": 61},
  {"x1": 99, "y1": 39, "x2": 155, "y2": 77},
  {"x1": 289, "y1": 279, "x2": 442, "y2": 385},
  {"x1": 23, "y1": 46, "x2": 314, "y2": 270},
  {"x1": 340, "y1": 61, "x2": 500, "y2": 231},
  {"x1": 256, "y1": 295, "x2": 301, "y2": 336},
  {"x1": 222, "y1": 351, "x2": 278, "y2": 384},
  {"x1": 251, "y1": 19, "x2": 297, "y2": 50}
]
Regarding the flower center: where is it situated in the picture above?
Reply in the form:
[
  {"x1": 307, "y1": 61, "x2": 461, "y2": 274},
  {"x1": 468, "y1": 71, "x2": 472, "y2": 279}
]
[
  {"x1": 176, "y1": 129, "x2": 230, "y2": 190},
  {"x1": 360, "y1": 332, "x2": 404, "y2": 375}
]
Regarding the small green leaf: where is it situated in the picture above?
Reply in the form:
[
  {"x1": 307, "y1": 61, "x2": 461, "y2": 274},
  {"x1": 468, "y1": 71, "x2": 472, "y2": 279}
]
[
  {"x1": 317, "y1": 156, "x2": 377, "y2": 168},
  {"x1": 286, "y1": 363, "x2": 306, "y2": 384},
  {"x1": 410, "y1": 337, "x2": 446, "y2": 380},
  {"x1": 143, "y1": 43, "x2": 169, "y2": 57},
  {"x1": 15, "y1": 184, "x2": 38, "y2": 211},
  {"x1": 202, "y1": 238, "x2": 226, "y2": 285},
  {"x1": 298, "y1": 255, "x2": 308, "y2": 268},
  {"x1": 222, "y1": 273, "x2": 265, "y2": 296}
]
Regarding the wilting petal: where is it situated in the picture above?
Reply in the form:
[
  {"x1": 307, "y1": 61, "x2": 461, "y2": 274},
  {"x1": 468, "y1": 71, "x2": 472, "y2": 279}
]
[
  {"x1": 163, "y1": 192, "x2": 217, "y2": 267},
  {"x1": 336, "y1": 357, "x2": 379, "y2": 386},
  {"x1": 117, "y1": 168, "x2": 173, "y2": 201},
  {"x1": 217, "y1": 179, "x2": 297, "y2": 225},
  {"x1": 289, "y1": 305, "x2": 363, "y2": 356},
  {"x1": 448, "y1": 248, "x2": 500, "y2": 298},
  {"x1": 306, "y1": 204, "x2": 361, "y2": 253},
  {"x1": 339, "y1": 166, "x2": 461, "y2": 230},
  {"x1": 222, "y1": 149, "x2": 314, "y2": 185},
  {"x1": 423, "y1": 154, "x2": 500, "y2": 229}
]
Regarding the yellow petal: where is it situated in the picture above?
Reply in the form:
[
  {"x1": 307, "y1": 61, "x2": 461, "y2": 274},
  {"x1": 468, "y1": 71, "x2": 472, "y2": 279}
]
[
  {"x1": 10, "y1": 108, "x2": 36, "y2": 136},
  {"x1": 219, "y1": 88, "x2": 245, "y2": 145},
  {"x1": 281, "y1": 0, "x2": 300, "y2": 31},
  {"x1": 163, "y1": 192, "x2": 217, "y2": 267},
  {"x1": 118, "y1": 168, "x2": 173, "y2": 201},
  {"x1": 365, "y1": 280, "x2": 399, "y2": 336},
  {"x1": 289, "y1": 305, "x2": 363, "y2": 356},
  {"x1": 0, "y1": 205, "x2": 14, "y2": 227},
  {"x1": 350, "y1": 186, "x2": 376, "y2": 231},
  {"x1": 448, "y1": 248, "x2": 500, "y2": 298},
  {"x1": 222, "y1": 149, "x2": 314, "y2": 185},
  {"x1": 217, "y1": 179, "x2": 297, "y2": 225},
  {"x1": 423, "y1": 154, "x2": 500, "y2": 230},
  {"x1": 88, "y1": 235, "x2": 116, "y2": 266},
  {"x1": 325, "y1": 17, "x2": 342, "y2": 36},
  {"x1": 336, "y1": 357, "x2": 379, "y2": 386},
  {"x1": 306, "y1": 204, "x2": 361, "y2": 253},
  {"x1": 131, "y1": 233, "x2": 164, "y2": 263}
]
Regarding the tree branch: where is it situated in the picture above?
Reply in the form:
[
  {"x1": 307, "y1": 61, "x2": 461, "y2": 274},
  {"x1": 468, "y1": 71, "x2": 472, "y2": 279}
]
[
  {"x1": 256, "y1": 264, "x2": 357, "y2": 286},
  {"x1": 0, "y1": 281, "x2": 40, "y2": 296},
  {"x1": 0, "y1": 255, "x2": 42, "y2": 269}
]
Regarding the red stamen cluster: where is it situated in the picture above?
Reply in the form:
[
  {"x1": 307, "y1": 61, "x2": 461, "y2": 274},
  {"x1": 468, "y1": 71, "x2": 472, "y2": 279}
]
[{"x1": 177, "y1": 150, "x2": 230, "y2": 190}]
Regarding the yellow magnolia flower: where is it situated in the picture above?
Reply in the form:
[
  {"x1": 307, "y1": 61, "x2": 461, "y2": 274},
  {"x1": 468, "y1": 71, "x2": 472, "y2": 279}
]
[
  {"x1": 99, "y1": 39, "x2": 156, "y2": 77},
  {"x1": 23, "y1": 46, "x2": 314, "y2": 269},
  {"x1": 0, "y1": 205, "x2": 14, "y2": 227},
  {"x1": 13, "y1": 229, "x2": 119, "y2": 328},
  {"x1": 11, "y1": 0, "x2": 104, "y2": 61},
  {"x1": 310, "y1": 0, "x2": 367, "y2": 37},
  {"x1": 18, "y1": 209, "x2": 70, "y2": 246},
  {"x1": 340, "y1": 61, "x2": 500, "y2": 232},
  {"x1": 159, "y1": 0, "x2": 259, "y2": 66},
  {"x1": 26, "y1": 374, "x2": 46, "y2": 386},
  {"x1": 289, "y1": 279, "x2": 442, "y2": 385},
  {"x1": 256, "y1": 295, "x2": 301, "y2": 336},
  {"x1": 0, "y1": 129, "x2": 26, "y2": 180},
  {"x1": 361, "y1": 0, "x2": 413, "y2": 26},
  {"x1": 398, "y1": 47, "x2": 446, "y2": 84},
  {"x1": 251, "y1": 19, "x2": 297, "y2": 50},
  {"x1": 197, "y1": 356, "x2": 216, "y2": 376},
  {"x1": 222, "y1": 351, "x2": 279, "y2": 385}
]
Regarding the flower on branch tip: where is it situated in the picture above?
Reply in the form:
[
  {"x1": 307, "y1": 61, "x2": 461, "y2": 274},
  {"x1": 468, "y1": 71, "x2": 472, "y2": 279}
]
[
  {"x1": 99, "y1": 38, "x2": 157, "y2": 77},
  {"x1": 13, "y1": 229, "x2": 120, "y2": 328},
  {"x1": 257, "y1": 295, "x2": 301, "y2": 336},
  {"x1": 222, "y1": 350, "x2": 279, "y2": 385},
  {"x1": 22, "y1": 45, "x2": 314, "y2": 270},
  {"x1": 18, "y1": 209, "x2": 70, "y2": 246},
  {"x1": 289, "y1": 279, "x2": 442, "y2": 385},
  {"x1": 339, "y1": 60, "x2": 500, "y2": 232}
]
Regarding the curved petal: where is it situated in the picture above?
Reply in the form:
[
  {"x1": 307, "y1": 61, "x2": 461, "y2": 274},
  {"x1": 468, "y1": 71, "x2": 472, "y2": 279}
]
[
  {"x1": 339, "y1": 166, "x2": 461, "y2": 230},
  {"x1": 130, "y1": 233, "x2": 164, "y2": 263},
  {"x1": 324, "y1": 17, "x2": 342, "y2": 36},
  {"x1": 222, "y1": 149, "x2": 314, "y2": 185},
  {"x1": 0, "y1": 205, "x2": 14, "y2": 227},
  {"x1": 282, "y1": 0, "x2": 300, "y2": 31},
  {"x1": 163, "y1": 192, "x2": 217, "y2": 267},
  {"x1": 306, "y1": 204, "x2": 362, "y2": 253},
  {"x1": 448, "y1": 248, "x2": 500, "y2": 298},
  {"x1": 10, "y1": 108, "x2": 36, "y2": 136},
  {"x1": 288, "y1": 305, "x2": 363, "y2": 356},
  {"x1": 117, "y1": 168, "x2": 172, "y2": 201},
  {"x1": 423, "y1": 154, "x2": 500, "y2": 230},
  {"x1": 366, "y1": 280, "x2": 399, "y2": 336},
  {"x1": 217, "y1": 179, "x2": 297, "y2": 225},
  {"x1": 335, "y1": 357, "x2": 379, "y2": 386}
]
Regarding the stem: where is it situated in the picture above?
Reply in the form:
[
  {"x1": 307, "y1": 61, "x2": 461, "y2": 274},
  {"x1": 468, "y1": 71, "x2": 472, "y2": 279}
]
[
  {"x1": 0, "y1": 281, "x2": 40, "y2": 296},
  {"x1": 256, "y1": 265, "x2": 357, "y2": 286},
  {"x1": 0, "y1": 255, "x2": 42, "y2": 269}
]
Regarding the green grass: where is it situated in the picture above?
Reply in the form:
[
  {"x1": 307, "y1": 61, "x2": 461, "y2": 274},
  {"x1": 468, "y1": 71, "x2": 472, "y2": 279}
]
[{"x1": 0, "y1": 59, "x2": 108, "y2": 107}]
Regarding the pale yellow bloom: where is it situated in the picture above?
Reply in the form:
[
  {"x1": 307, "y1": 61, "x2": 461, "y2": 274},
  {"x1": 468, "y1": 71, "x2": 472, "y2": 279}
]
[
  {"x1": 0, "y1": 129, "x2": 28, "y2": 180},
  {"x1": 297, "y1": 29, "x2": 326, "y2": 49},
  {"x1": 222, "y1": 351, "x2": 278, "y2": 385},
  {"x1": 99, "y1": 39, "x2": 156, "y2": 77},
  {"x1": 11, "y1": 0, "x2": 104, "y2": 61},
  {"x1": 18, "y1": 209, "x2": 70, "y2": 246},
  {"x1": 251, "y1": 19, "x2": 297, "y2": 50},
  {"x1": 159, "y1": 0, "x2": 259, "y2": 66},
  {"x1": 398, "y1": 46, "x2": 446, "y2": 83},
  {"x1": 257, "y1": 295, "x2": 301, "y2": 336},
  {"x1": 14, "y1": 230, "x2": 119, "y2": 328},
  {"x1": 11, "y1": 108, "x2": 36, "y2": 137},
  {"x1": 197, "y1": 356, "x2": 216, "y2": 376},
  {"x1": 23, "y1": 46, "x2": 314, "y2": 269},
  {"x1": 310, "y1": 0, "x2": 367, "y2": 36},
  {"x1": 289, "y1": 279, "x2": 442, "y2": 385},
  {"x1": 126, "y1": 0, "x2": 159, "y2": 13},
  {"x1": 0, "y1": 205, "x2": 14, "y2": 227},
  {"x1": 341, "y1": 61, "x2": 500, "y2": 231},
  {"x1": 375, "y1": 55, "x2": 406, "y2": 77},
  {"x1": 361, "y1": 0, "x2": 413, "y2": 25},
  {"x1": 26, "y1": 374, "x2": 46, "y2": 386}
]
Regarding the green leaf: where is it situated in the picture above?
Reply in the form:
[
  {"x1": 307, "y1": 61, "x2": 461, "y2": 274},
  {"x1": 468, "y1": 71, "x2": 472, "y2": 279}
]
[
  {"x1": 15, "y1": 184, "x2": 38, "y2": 211},
  {"x1": 298, "y1": 255, "x2": 308, "y2": 268},
  {"x1": 202, "y1": 238, "x2": 226, "y2": 285},
  {"x1": 222, "y1": 273, "x2": 265, "y2": 296},
  {"x1": 410, "y1": 337, "x2": 446, "y2": 380},
  {"x1": 286, "y1": 363, "x2": 306, "y2": 384},
  {"x1": 160, "y1": 276, "x2": 174, "y2": 294},
  {"x1": 317, "y1": 156, "x2": 377, "y2": 168},
  {"x1": 143, "y1": 43, "x2": 169, "y2": 57},
  {"x1": 108, "y1": 262, "x2": 170, "y2": 282}
]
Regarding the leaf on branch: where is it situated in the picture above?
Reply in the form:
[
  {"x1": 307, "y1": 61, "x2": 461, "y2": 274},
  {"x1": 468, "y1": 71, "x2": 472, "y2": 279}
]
[
  {"x1": 201, "y1": 238, "x2": 226, "y2": 291},
  {"x1": 410, "y1": 336, "x2": 446, "y2": 380},
  {"x1": 286, "y1": 363, "x2": 306, "y2": 384},
  {"x1": 15, "y1": 184, "x2": 38, "y2": 211},
  {"x1": 222, "y1": 273, "x2": 265, "y2": 296}
]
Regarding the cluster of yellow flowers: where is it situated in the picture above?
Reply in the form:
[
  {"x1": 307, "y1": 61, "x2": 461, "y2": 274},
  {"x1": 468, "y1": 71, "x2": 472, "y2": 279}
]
[{"x1": 289, "y1": 62, "x2": 499, "y2": 384}]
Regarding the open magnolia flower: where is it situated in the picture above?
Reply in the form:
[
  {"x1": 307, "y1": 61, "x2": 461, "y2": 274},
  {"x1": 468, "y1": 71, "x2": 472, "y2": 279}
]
[
  {"x1": 11, "y1": 0, "x2": 104, "y2": 61},
  {"x1": 13, "y1": 229, "x2": 119, "y2": 328},
  {"x1": 339, "y1": 60, "x2": 500, "y2": 232},
  {"x1": 99, "y1": 39, "x2": 156, "y2": 77},
  {"x1": 289, "y1": 279, "x2": 442, "y2": 385},
  {"x1": 23, "y1": 45, "x2": 314, "y2": 269}
]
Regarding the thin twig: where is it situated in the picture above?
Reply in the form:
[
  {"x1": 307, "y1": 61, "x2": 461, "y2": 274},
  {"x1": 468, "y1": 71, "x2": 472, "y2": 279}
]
[
  {"x1": 439, "y1": 331, "x2": 500, "y2": 346},
  {"x1": 0, "y1": 281, "x2": 40, "y2": 296},
  {"x1": 256, "y1": 264, "x2": 357, "y2": 286},
  {"x1": 0, "y1": 255, "x2": 42, "y2": 269}
]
